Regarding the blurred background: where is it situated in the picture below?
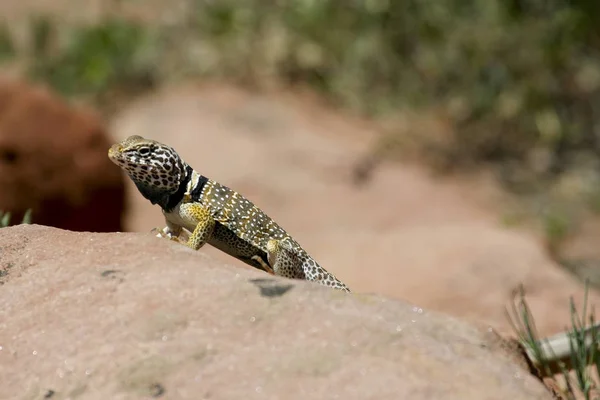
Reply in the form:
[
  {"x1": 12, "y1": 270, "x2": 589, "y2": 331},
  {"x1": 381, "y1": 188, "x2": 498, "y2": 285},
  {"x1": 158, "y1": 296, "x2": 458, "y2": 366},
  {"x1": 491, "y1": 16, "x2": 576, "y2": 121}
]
[{"x1": 2, "y1": 0, "x2": 600, "y2": 335}]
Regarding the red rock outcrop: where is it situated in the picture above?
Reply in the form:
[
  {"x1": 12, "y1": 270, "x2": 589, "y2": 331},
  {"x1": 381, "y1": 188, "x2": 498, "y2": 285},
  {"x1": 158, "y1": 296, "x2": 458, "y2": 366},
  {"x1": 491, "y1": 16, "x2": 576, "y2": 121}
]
[{"x1": 0, "y1": 79, "x2": 125, "y2": 231}]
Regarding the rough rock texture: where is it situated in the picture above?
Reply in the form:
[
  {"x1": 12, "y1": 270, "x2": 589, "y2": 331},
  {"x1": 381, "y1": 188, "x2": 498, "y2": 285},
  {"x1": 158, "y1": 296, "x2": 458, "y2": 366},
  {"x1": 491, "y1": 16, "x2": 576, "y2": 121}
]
[
  {"x1": 110, "y1": 84, "x2": 600, "y2": 337},
  {"x1": 0, "y1": 78, "x2": 126, "y2": 231},
  {"x1": 0, "y1": 225, "x2": 550, "y2": 400}
]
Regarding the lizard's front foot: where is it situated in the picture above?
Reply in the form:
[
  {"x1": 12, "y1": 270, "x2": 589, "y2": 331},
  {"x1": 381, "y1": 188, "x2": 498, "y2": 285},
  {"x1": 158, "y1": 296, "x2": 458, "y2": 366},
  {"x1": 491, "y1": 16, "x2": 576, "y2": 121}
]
[{"x1": 152, "y1": 226, "x2": 181, "y2": 242}]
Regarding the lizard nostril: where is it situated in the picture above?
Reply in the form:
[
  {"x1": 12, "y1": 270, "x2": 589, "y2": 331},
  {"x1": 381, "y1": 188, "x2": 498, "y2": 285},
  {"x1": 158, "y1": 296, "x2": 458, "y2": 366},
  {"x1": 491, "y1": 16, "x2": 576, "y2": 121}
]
[{"x1": 108, "y1": 145, "x2": 123, "y2": 158}]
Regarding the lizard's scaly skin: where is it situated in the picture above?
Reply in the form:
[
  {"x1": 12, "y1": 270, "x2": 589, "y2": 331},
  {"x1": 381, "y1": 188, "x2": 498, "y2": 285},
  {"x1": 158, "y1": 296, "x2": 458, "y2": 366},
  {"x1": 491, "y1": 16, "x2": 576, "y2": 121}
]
[{"x1": 108, "y1": 135, "x2": 350, "y2": 292}]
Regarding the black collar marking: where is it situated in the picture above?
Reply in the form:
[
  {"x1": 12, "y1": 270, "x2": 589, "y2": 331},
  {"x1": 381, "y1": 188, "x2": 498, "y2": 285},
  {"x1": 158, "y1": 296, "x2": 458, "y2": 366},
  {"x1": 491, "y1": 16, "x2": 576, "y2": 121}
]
[
  {"x1": 190, "y1": 175, "x2": 209, "y2": 202},
  {"x1": 164, "y1": 165, "x2": 193, "y2": 212}
]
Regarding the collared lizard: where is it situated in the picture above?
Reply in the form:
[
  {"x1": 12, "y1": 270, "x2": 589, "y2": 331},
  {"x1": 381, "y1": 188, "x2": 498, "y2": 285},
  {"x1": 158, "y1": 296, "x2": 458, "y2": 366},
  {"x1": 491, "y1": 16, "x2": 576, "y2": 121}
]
[{"x1": 108, "y1": 135, "x2": 350, "y2": 292}]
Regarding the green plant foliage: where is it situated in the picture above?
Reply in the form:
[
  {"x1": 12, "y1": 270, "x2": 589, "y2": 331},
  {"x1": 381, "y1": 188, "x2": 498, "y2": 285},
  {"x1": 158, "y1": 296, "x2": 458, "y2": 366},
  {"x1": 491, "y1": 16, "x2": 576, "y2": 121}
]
[
  {"x1": 9, "y1": 0, "x2": 600, "y2": 182},
  {"x1": 28, "y1": 17, "x2": 158, "y2": 98},
  {"x1": 0, "y1": 209, "x2": 32, "y2": 228},
  {"x1": 176, "y1": 0, "x2": 600, "y2": 179},
  {"x1": 507, "y1": 282, "x2": 600, "y2": 399},
  {"x1": 29, "y1": 14, "x2": 54, "y2": 58},
  {"x1": 543, "y1": 209, "x2": 573, "y2": 249},
  {"x1": 0, "y1": 22, "x2": 15, "y2": 61}
]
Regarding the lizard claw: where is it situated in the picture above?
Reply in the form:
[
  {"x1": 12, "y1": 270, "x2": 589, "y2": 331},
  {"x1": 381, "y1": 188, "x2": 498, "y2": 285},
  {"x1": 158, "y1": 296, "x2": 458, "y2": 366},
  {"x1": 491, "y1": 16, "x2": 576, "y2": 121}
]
[
  {"x1": 151, "y1": 226, "x2": 168, "y2": 238},
  {"x1": 251, "y1": 255, "x2": 275, "y2": 275},
  {"x1": 152, "y1": 226, "x2": 180, "y2": 241}
]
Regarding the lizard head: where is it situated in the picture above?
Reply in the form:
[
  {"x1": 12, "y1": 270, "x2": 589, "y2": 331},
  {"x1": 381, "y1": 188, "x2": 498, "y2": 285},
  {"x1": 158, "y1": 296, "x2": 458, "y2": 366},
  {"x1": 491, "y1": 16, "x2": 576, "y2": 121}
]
[{"x1": 108, "y1": 135, "x2": 189, "y2": 207}]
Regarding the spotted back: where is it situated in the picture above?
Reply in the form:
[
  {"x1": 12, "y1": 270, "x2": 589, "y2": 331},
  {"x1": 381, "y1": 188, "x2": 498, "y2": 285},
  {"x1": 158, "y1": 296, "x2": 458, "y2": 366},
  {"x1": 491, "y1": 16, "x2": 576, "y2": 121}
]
[
  {"x1": 201, "y1": 180, "x2": 291, "y2": 250},
  {"x1": 108, "y1": 135, "x2": 187, "y2": 194}
]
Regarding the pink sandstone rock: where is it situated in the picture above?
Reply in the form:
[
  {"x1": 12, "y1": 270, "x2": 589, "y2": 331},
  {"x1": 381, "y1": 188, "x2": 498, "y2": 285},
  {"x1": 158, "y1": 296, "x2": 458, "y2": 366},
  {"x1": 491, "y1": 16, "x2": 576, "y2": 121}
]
[{"x1": 0, "y1": 225, "x2": 550, "y2": 399}]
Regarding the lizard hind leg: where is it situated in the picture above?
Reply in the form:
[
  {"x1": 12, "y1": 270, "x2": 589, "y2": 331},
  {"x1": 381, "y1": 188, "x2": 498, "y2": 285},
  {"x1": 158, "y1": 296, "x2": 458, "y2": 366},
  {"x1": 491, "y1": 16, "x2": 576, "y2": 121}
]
[
  {"x1": 266, "y1": 239, "x2": 351, "y2": 292},
  {"x1": 266, "y1": 239, "x2": 305, "y2": 280}
]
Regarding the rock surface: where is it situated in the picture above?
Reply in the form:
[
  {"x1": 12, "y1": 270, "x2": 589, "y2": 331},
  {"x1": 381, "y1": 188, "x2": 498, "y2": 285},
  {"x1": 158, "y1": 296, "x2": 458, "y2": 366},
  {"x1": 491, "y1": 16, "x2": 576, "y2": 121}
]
[
  {"x1": 0, "y1": 78, "x2": 125, "y2": 232},
  {"x1": 0, "y1": 225, "x2": 550, "y2": 400},
  {"x1": 110, "y1": 84, "x2": 600, "y2": 337}
]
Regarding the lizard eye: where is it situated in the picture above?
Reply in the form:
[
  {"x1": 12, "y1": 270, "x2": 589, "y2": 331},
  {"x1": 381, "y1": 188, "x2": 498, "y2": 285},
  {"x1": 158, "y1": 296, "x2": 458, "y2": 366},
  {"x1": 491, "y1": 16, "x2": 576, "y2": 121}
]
[{"x1": 138, "y1": 147, "x2": 151, "y2": 156}]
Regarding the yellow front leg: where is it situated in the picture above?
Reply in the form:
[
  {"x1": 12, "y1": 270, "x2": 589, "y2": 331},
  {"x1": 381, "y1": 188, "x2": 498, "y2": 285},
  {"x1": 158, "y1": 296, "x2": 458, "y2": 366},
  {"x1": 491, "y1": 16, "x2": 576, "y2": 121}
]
[{"x1": 183, "y1": 203, "x2": 216, "y2": 250}]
